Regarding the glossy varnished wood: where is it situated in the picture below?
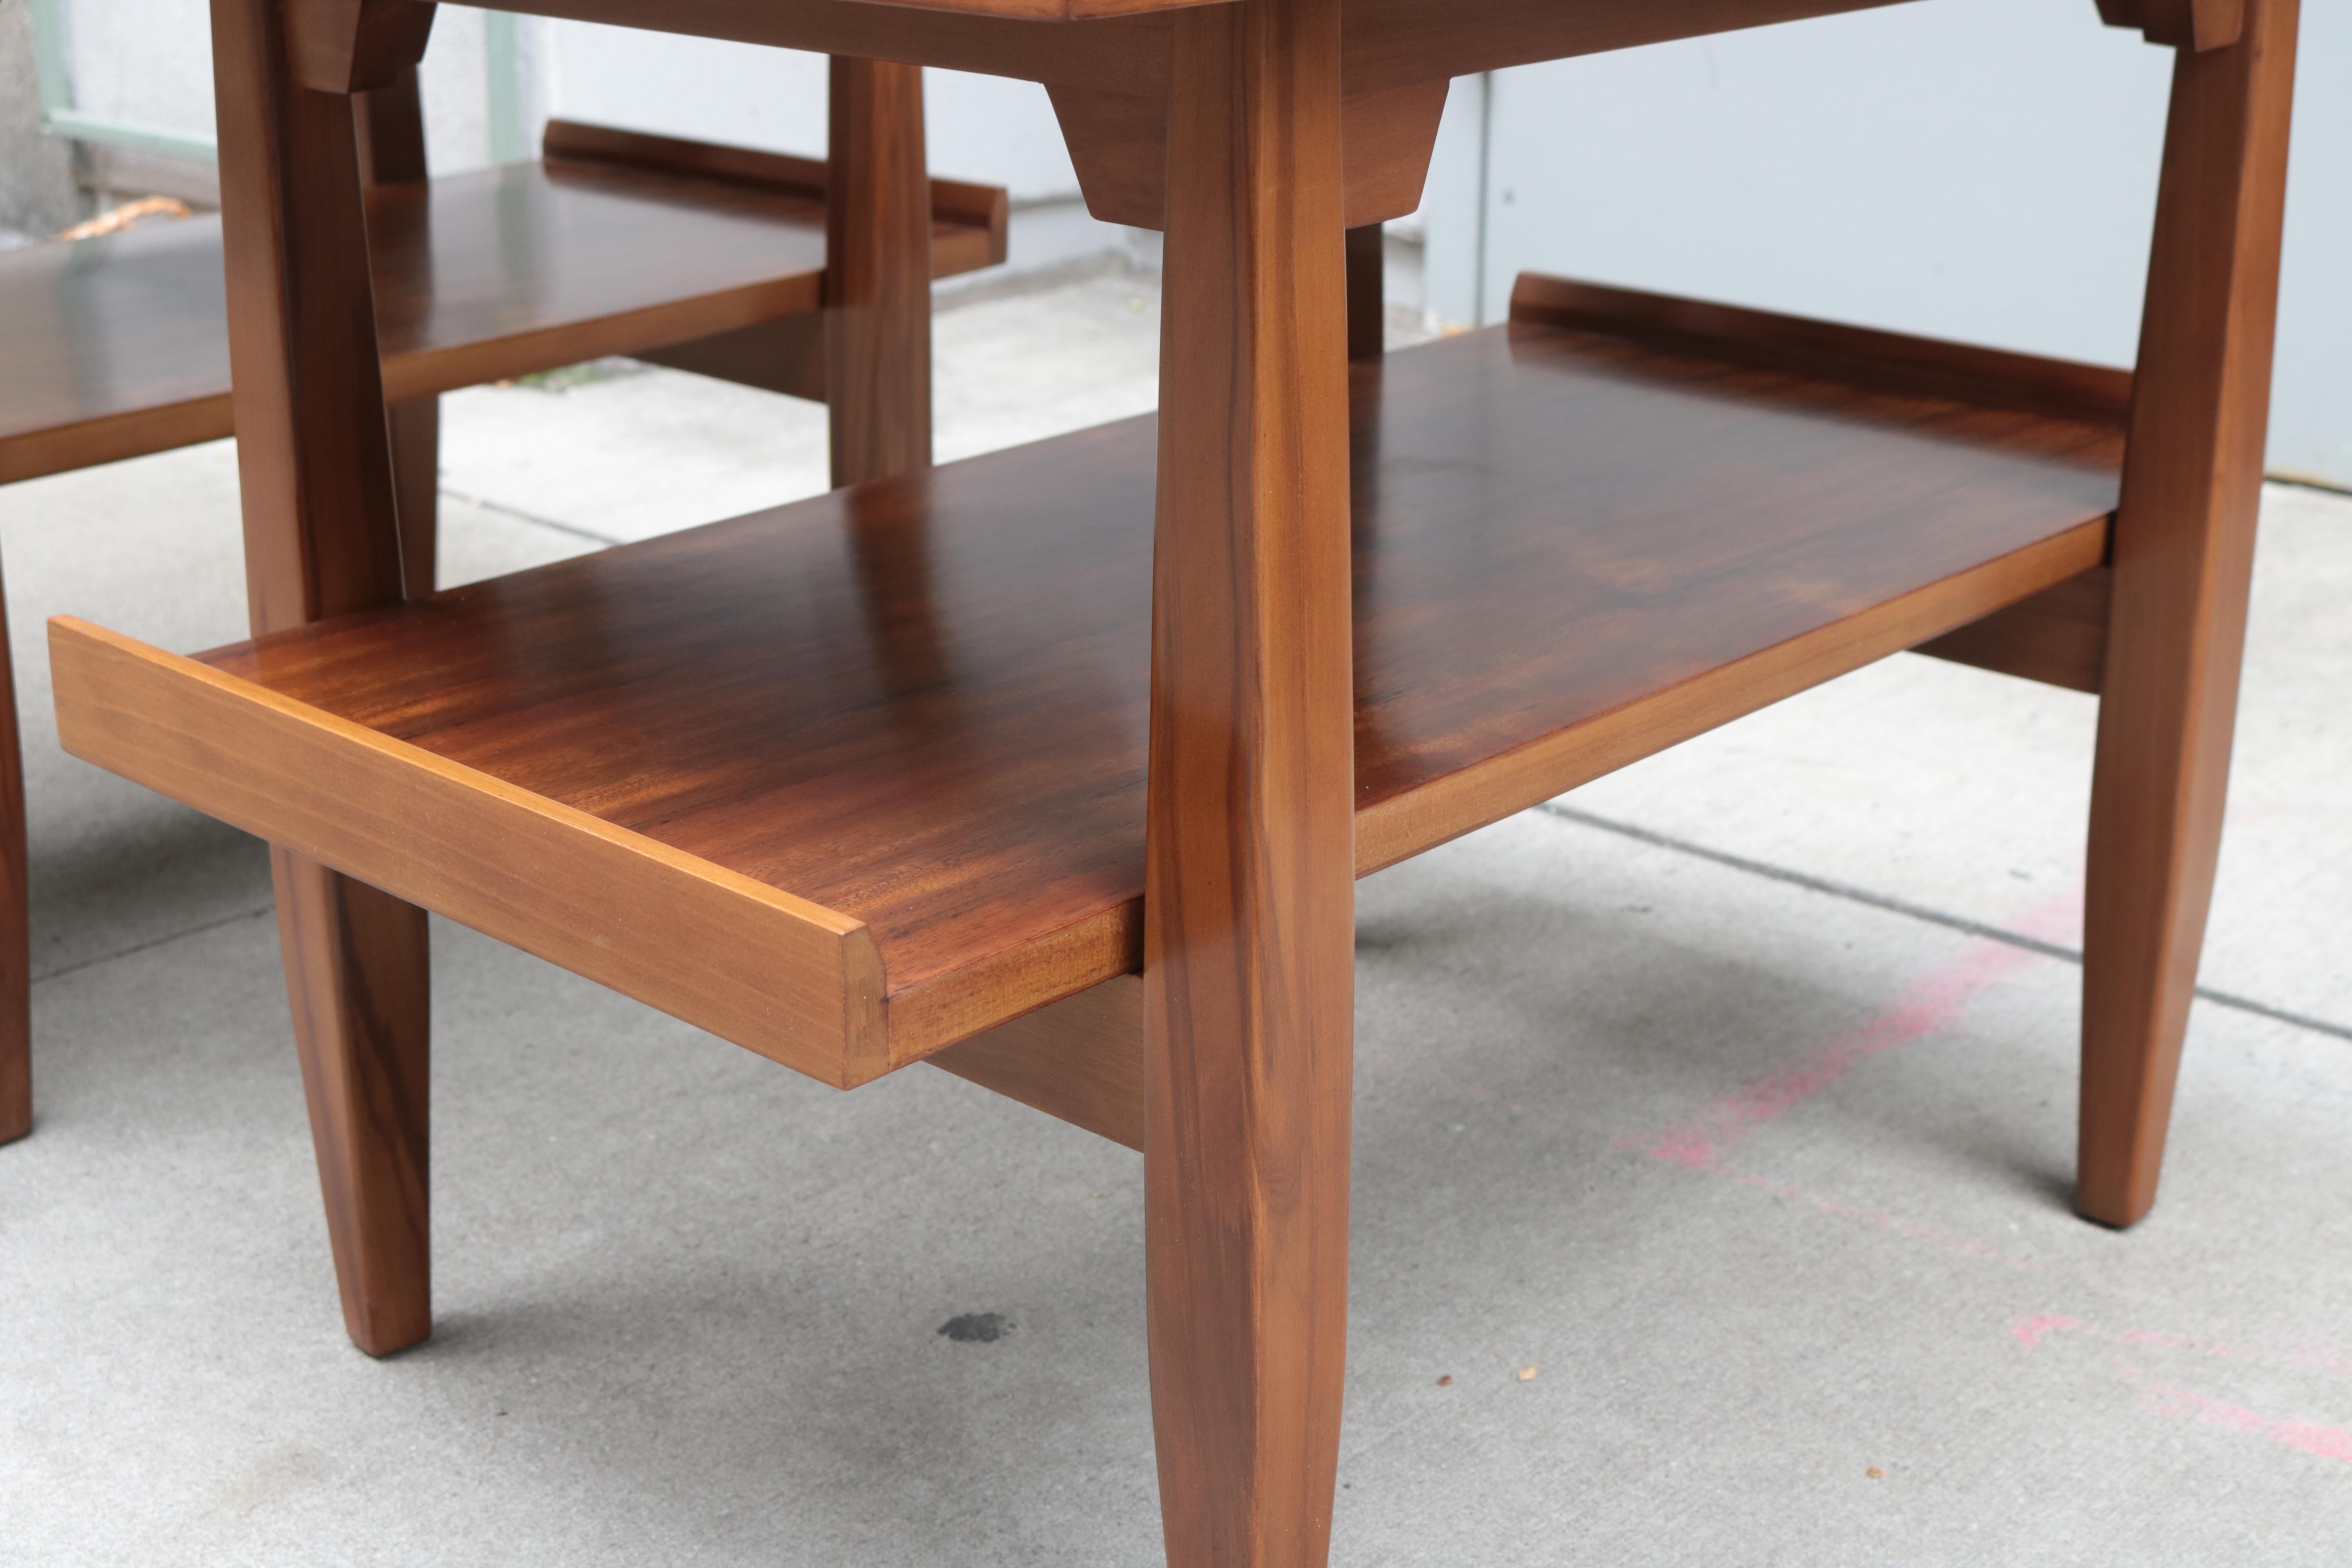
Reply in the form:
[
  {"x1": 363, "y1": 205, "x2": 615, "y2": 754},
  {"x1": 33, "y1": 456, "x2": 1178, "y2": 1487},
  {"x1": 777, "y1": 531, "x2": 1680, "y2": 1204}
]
[
  {"x1": 1143, "y1": 3, "x2": 1356, "y2": 1559},
  {"x1": 2078, "y1": 0, "x2": 2298, "y2": 1227},
  {"x1": 1510, "y1": 272, "x2": 2134, "y2": 428},
  {"x1": 929, "y1": 976, "x2": 1143, "y2": 1148},
  {"x1": 1915, "y1": 567, "x2": 2112, "y2": 693},
  {"x1": 824, "y1": 56, "x2": 934, "y2": 485},
  {"x1": 0, "y1": 127, "x2": 1002, "y2": 485},
  {"x1": 54, "y1": 297, "x2": 2122, "y2": 1087},
  {"x1": 210, "y1": 0, "x2": 430, "y2": 1358},
  {"x1": 1045, "y1": 73, "x2": 1445, "y2": 230}
]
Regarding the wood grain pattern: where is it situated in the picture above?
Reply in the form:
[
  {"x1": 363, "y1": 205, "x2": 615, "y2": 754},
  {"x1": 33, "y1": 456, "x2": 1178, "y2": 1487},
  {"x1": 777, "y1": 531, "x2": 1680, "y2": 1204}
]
[
  {"x1": 1913, "y1": 568, "x2": 2111, "y2": 693},
  {"x1": 355, "y1": 67, "x2": 439, "y2": 597},
  {"x1": 211, "y1": 0, "x2": 431, "y2": 1357},
  {"x1": 284, "y1": 0, "x2": 437, "y2": 94},
  {"x1": 632, "y1": 314, "x2": 830, "y2": 403},
  {"x1": 0, "y1": 133, "x2": 1001, "y2": 485},
  {"x1": 825, "y1": 56, "x2": 934, "y2": 486},
  {"x1": 51, "y1": 621, "x2": 889, "y2": 1084},
  {"x1": 929, "y1": 976, "x2": 1143, "y2": 1148},
  {"x1": 2078, "y1": 0, "x2": 2297, "y2": 1228},
  {"x1": 52, "y1": 301, "x2": 2123, "y2": 1084},
  {"x1": 1143, "y1": 5, "x2": 1354, "y2": 1561},
  {"x1": 1049, "y1": 72, "x2": 1444, "y2": 231}
]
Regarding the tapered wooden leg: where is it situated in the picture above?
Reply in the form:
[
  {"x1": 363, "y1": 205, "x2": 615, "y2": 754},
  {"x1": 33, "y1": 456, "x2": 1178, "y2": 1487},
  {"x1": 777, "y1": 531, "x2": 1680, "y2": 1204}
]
[
  {"x1": 1145, "y1": 4, "x2": 1354, "y2": 1565},
  {"x1": 0, "y1": 566, "x2": 27, "y2": 1146},
  {"x1": 274, "y1": 849, "x2": 431, "y2": 1353},
  {"x1": 388, "y1": 396, "x2": 439, "y2": 596},
  {"x1": 212, "y1": 0, "x2": 431, "y2": 1346},
  {"x1": 358, "y1": 70, "x2": 438, "y2": 599},
  {"x1": 825, "y1": 55, "x2": 933, "y2": 488},
  {"x1": 2078, "y1": 0, "x2": 2298, "y2": 1228}
]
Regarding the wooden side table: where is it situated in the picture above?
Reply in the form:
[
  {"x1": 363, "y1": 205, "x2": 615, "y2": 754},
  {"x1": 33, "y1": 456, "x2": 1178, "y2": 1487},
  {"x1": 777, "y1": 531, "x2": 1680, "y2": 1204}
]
[
  {"x1": 49, "y1": 0, "x2": 2299, "y2": 1560},
  {"x1": 0, "y1": 58, "x2": 1004, "y2": 1145}
]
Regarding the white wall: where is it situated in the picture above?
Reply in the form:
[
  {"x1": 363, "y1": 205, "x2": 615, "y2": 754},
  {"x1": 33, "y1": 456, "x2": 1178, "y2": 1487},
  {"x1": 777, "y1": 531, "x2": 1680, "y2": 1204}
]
[
  {"x1": 537, "y1": 20, "x2": 1082, "y2": 199},
  {"x1": 1429, "y1": 0, "x2": 2350, "y2": 484}
]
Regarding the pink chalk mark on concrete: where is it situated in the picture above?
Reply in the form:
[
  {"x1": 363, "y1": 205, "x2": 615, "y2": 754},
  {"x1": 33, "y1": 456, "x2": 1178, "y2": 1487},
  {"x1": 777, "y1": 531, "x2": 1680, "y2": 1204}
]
[
  {"x1": 2122, "y1": 1369, "x2": 2352, "y2": 1464},
  {"x1": 2012, "y1": 1314, "x2": 2089, "y2": 1349},
  {"x1": 1630, "y1": 893, "x2": 2080, "y2": 1170},
  {"x1": 2012, "y1": 1315, "x2": 2352, "y2": 1383}
]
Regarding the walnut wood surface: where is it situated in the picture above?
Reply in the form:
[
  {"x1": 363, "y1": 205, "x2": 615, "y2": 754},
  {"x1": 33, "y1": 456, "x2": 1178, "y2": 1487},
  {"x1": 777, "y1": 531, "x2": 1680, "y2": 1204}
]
[
  {"x1": 1047, "y1": 73, "x2": 1444, "y2": 230},
  {"x1": 285, "y1": 0, "x2": 437, "y2": 95},
  {"x1": 1914, "y1": 567, "x2": 2111, "y2": 693},
  {"x1": 210, "y1": 0, "x2": 430, "y2": 1357},
  {"x1": 1143, "y1": 4, "x2": 1356, "y2": 1560},
  {"x1": 2078, "y1": 0, "x2": 2297, "y2": 1227},
  {"x1": 929, "y1": 976, "x2": 1143, "y2": 1147},
  {"x1": 54, "y1": 297, "x2": 2122, "y2": 1088},
  {"x1": 1511, "y1": 272, "x2": 2134, "y2": 428},
  {"x1": 824, "y1": 56, "x2": 934, "y2": 485},
  {"x1": 0, "y1": 134, "x2": 1000, "y2": 484},
  {"x1": 355, "y1": 69, "x2": 440, "y2": 597}
]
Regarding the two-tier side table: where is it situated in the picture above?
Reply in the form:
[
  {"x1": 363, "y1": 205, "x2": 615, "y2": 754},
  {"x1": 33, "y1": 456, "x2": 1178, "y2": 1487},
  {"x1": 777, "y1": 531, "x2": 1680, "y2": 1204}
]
[{"x1": 50, "y1": 0, "x2": 2298, "y2": 1561}]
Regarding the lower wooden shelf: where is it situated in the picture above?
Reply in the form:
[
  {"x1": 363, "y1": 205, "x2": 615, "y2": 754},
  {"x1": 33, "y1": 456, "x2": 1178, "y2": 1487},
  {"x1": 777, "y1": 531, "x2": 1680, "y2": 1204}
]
[
  {"x1": 50, "y1": 291, "x2": 2122, "y2": 1091},
  {"x1": 0, "y1": 122, "x2": 1005, "y2": 485}
]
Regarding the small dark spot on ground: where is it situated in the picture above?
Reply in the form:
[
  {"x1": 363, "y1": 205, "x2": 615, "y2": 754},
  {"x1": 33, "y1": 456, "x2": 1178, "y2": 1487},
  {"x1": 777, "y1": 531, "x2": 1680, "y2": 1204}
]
[{"x1": 939, "y1": 1312, "x2": 1013, "y2": 1343}]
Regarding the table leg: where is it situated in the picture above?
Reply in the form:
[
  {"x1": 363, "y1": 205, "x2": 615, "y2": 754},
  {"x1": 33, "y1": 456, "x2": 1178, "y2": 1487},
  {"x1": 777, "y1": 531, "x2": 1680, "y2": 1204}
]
[
  {"x1": 357, "y1": 69, "x2": 439, "y2": 599},
  {"x1": 1145, "y1": 2, "x2": 1355, "y2": 1563},
  {"x1": 211, "y1": 0, "x2": 431, "y2": 1352},
  {"x1": 2079, "y1": 0, "x2": 2298, "y2": 1228},
  {"x1": 826, "y1": 55, "x2": 933, "y2": 488},
  {"x1": 388, "y1": 396, "x2": 439, "y2": 597}
]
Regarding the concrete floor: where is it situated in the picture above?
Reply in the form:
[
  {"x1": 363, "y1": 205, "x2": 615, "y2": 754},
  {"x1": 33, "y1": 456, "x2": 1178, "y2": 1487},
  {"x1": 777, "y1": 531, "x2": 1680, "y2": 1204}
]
[{"x1": 2, "y1": 271, "x2": 2348, "y2": 1564}]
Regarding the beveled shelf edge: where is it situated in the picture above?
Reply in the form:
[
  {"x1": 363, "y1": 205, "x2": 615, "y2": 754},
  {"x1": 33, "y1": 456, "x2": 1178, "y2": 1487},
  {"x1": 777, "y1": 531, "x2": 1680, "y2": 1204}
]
[
  {"x1": 1355, "y1": 516, "x2": 2111, "y2": 875},
  {"x1": 49, "y1": 617, "x2": 893, "y2": 1089}
]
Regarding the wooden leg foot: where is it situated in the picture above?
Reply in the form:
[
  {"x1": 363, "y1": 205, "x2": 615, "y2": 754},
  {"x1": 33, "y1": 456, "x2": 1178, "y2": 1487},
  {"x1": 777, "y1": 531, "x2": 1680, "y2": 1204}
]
[
  {"x1": 2075, "y1": 0, "x2": 2298, "y2": 1228},
  {"x1": 273, "y1": 848, "x2": 431, "y2": 1354}
]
